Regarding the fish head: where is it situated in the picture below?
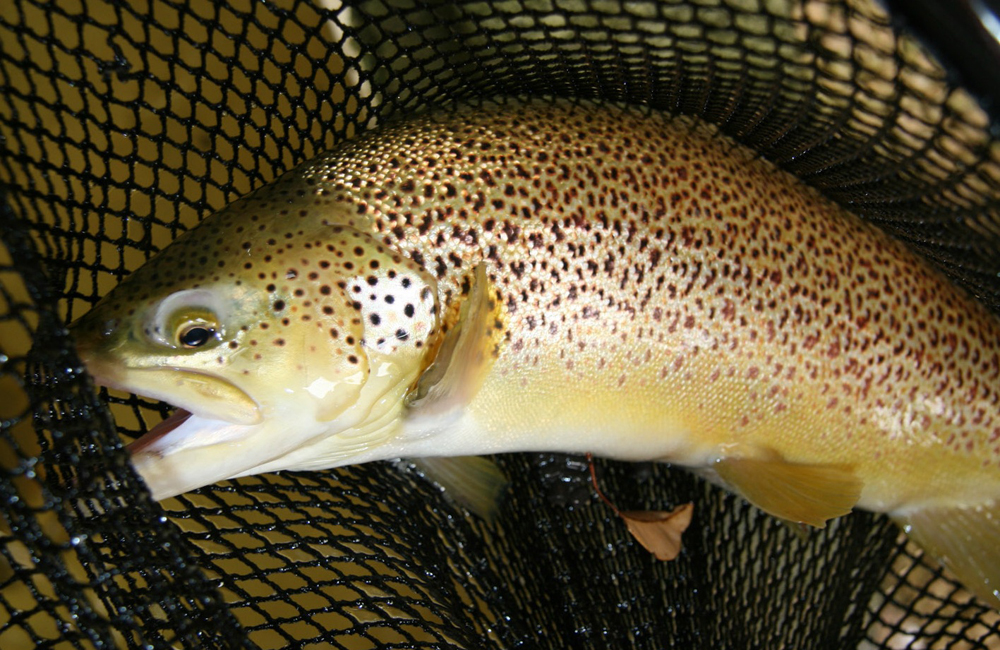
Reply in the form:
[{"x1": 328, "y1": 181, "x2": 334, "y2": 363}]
[
  {"x1": 71, "y1": 185, "x2": 442, "y2": 499},
  {"x1": 72, "y1": 279, "x2": 269, "y2": 426}
]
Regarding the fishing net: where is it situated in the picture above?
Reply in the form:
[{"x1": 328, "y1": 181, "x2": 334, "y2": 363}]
[{"x1": 2, "y1": 0, "x2": 999, "y2": 647}]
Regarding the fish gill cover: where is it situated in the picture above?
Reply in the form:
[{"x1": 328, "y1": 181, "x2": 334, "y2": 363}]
[{"x1": 1, "y1": 0, "x2": 999, "y2": 648}]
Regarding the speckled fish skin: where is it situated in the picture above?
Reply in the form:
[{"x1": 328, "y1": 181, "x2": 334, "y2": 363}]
[{"x1": 72, "y1": 99, "x2": 1000, "y2": 605}]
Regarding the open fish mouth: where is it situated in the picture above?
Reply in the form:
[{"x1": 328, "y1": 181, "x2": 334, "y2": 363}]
[
  {"x1": 124, "y1": 407, "x2": 277, "y2": 501},
  {"x1": 127, "y1": 408, "x2": 194, "y2": 457},
  {"x1": 125, "y1": 404, "x2": 264, "y2": 461}
]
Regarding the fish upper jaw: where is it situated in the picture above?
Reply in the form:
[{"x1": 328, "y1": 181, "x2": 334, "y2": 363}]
[{"x1": 77, "y1": 346, "x2": 262, "y2": 426}]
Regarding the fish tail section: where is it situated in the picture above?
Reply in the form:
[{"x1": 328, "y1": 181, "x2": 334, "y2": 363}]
[{"x1": 892, "y1": 501, "x2": 1000, "y2": 609}]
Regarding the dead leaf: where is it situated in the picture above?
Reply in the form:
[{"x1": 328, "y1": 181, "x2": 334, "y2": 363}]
[{"x1": 620, "y1": 503, "x2": 694, "y2": 561}]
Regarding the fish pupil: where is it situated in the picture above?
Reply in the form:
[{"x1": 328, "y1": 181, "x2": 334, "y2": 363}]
[{"x1": 179, "y1": 325, "x2": 215, "y2": 348}]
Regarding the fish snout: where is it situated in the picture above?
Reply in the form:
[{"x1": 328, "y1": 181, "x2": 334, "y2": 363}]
[
  {"x1": 69, "y1": 321, "x2": 126, "y2": 388},
  {"x1": 73, "y1": 343, "x2": 127, "y2": 387},
  {"x1": 69, "y1": 312, "x2": 119, "y2": 342}
]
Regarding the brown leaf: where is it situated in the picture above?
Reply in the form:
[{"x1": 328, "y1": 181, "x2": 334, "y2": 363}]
[{"x1": 620, "y1": 503, "x2": 694, "y2": 561}]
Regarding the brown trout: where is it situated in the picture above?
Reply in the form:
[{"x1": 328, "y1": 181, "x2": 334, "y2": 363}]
[{"x1": 71, "y1": 99, "x2": 1000, "y2": 606}]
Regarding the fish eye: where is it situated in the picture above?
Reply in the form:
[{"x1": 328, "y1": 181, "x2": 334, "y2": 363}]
[
  {"x1": 148, "y1": 291, "x2": 227, "y2": 350},
  {"x1": 178, "y1": 323, "x2": 216, "y2": 348},
  {"x1": 162, "y1": 307, "x2": 222, "y2": 350}
]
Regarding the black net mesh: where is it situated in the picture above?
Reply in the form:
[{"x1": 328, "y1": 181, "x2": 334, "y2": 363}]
[{"x1": 2, "y1": 0, "x2": 1000, "y2": 647}]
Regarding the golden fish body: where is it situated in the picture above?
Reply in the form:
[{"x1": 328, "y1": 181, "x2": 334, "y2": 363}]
[{"x1": 72, "y1": 100, "x2": 1000, "y2": 605}]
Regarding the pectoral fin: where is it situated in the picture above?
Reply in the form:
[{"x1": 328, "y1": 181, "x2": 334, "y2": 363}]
[
  {"x1": 407, "y1": 263, "x2": 501, "y2": 421},
  {"x1": 715, "y1": 454, "x2": 861, "y2": 528},
  {"x1": 892, "y1": 501, "x2": 1000, "y2": 609},
  {"x1": 408, "y1": 456, "x2": 508, "y2": 522}
]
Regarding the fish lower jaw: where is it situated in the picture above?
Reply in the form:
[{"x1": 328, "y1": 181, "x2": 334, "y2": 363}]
[{"x1": 130, "y1": 412, "x2": 331, "y2": 501}]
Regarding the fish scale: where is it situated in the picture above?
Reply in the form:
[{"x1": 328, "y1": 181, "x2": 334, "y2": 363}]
[{"x1": 71, "y1": 98, "x2": 1000, "y2": 607}]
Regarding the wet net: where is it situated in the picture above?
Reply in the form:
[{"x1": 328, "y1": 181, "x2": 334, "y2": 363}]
[{"x1": 2, "y1": 0, "x2": 1000, "y2": 647}]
